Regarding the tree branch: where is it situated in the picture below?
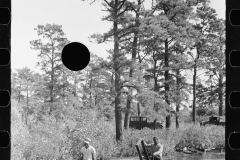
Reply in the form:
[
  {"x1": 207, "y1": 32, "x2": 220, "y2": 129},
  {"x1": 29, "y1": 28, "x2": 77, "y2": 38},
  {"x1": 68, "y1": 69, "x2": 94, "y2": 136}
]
[
  {"x1": 90, "y1": 0, "x2": 96, "y2": 5},
  {"x1": 103, "y1": 0, "x2": 114, "y2": 9},
  {"x1": 117, "y1": 5, "x2": 130, "y2": 17},
  {"x1": 117, "y1": 0, "x2": 127, "y2": 12}
]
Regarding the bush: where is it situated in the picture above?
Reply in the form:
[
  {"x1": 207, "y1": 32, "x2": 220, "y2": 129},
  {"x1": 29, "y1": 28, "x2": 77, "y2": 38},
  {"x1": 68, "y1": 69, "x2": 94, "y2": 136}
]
[
  {"x1": 12, "y1": 99, "x2": 224, "y2": 160},
  {"x1": 11, "y1": 100, "x2": 32, "y2": 160},
  {"x1": 175, "y1": 124, "x2": 225, "y2": 150},
  {"x1": 118, "y1": 127, "x2": 182, "y2": 157},
  {"x1": 117, "y1": 124, "x2": 224, "y2": 158},
  {"x1": 71, "y1": 118, "x2": 118, "y2": 160}
]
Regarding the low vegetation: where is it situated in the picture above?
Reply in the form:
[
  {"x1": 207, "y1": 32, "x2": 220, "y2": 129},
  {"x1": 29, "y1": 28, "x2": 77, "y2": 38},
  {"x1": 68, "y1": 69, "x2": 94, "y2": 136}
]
[
  {"x1": 12, "y1": 100, "x2": 224, "y2": 160},
  {"x1": 118, "y1": 124, "x2": 224, "y2": 158}
]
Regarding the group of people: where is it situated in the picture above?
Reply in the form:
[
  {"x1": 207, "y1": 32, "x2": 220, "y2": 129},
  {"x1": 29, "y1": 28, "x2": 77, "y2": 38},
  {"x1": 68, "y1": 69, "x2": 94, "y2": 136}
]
[{"x1": 79, "y1": 137, "x2": 163, "y2": 160}]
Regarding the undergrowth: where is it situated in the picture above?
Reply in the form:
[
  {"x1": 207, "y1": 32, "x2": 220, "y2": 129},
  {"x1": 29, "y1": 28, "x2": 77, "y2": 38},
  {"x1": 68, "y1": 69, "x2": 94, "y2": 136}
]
[{"x1": 12, "y1": 100, "x2": 224, "y2": 160}]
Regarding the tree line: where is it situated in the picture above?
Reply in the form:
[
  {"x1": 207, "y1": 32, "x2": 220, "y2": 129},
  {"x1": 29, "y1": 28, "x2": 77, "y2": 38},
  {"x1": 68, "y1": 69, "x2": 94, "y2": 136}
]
[{"x1": 12, "y1": 0, "x2": 225, "y2": 142}]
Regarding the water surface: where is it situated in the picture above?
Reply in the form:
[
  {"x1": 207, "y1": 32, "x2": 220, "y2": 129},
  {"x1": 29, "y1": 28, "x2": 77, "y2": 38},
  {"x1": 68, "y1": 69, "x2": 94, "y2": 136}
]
[{"x1": 117, "y1": 151, "x2": 225, "y2": 160}]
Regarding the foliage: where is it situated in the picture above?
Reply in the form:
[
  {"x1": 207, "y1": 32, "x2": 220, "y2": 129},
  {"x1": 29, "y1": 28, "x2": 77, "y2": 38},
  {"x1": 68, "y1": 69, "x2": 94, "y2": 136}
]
[
  {"x1": 12, "y1": 0, "x2": 226, "y2": 158},
  {"x1": 30, "y1": 24, "x2": 70, "y2": 102},
  {"x1": 175, "y1": 124, "x2": 225, "y2": 150},
  {"x1": 11, "y1": 67, "x2": 35, "y2": 104},
  {"x1": 11, "y1": 99, "x2": 32, "y2": 160},
  {"x1": 118, "y1": 123, "x2": 224, "y2": 158},
  {"x1": 12, "y1": 97, "x2": 225, "y2": 160},
  {"x1": 136, "y1": 90, "x2": 169, "y2": 120},
  {"x1": 71, "y1": 118, "x2": 117, "y2": 160}
]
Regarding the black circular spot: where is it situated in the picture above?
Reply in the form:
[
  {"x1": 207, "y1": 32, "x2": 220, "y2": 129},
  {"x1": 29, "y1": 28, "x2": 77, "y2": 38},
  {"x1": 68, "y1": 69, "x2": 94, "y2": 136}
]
[{"x1": 61, "y1": 42, "x2": 90, "y2": 71}]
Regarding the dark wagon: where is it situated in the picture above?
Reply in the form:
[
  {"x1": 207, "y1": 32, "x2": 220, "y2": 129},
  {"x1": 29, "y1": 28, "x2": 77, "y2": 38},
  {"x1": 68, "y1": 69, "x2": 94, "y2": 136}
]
[
  {"x1": 200, "y1": 116, "x2": 225, "y2": 126},
  {"x1": 129, "y1": 116, "x2": 163, "y2": 130}
]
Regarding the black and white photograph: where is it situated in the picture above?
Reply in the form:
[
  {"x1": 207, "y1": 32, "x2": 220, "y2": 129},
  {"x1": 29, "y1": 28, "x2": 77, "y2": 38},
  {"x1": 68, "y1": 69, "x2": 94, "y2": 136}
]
[{"x1": 11, "y1": 0, "x2": 225, "y2": 159}]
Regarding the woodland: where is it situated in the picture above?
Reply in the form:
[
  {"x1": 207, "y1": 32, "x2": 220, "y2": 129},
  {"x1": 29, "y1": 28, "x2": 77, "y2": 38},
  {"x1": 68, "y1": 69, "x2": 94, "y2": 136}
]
[{"x1": 11, "y1": 0, "x2": 225, "y2": 159}]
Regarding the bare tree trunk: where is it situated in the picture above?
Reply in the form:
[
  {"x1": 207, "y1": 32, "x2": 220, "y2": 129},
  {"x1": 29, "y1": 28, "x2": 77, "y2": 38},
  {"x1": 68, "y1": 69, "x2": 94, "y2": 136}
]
[
  {"x1": 113, "y1": 1, "x2": 123, "y2": 141},
  {"x1": 25, "y1": 111, "x2": 28, "y2": 126},
  {"x1": 74, "y1": 73, "x2": 77, "y2": 97},
  {"x1": 176, "y1": 107, "x2": 179, "y2": 128},
  {"x1": 50, "y1": 55, "x2": 54, "y2": 103},
  {"x1": 153, "y1": 57, "x2": 159, "y2": 113},
  {"x1": 18, "y1": 84, "x2": 21, "y2": 103},
  {"x1": 89, "y1": 73, "x2": 93, "y2": 109},
  {"x1": 137, "y1": 102, "x2": 141, "y2": 115},
  {"x1": 62, "y1": 68, "x2": 66, "y2": 104},
  {"x1": 192, "y1": 62, "x2": 197, "y2": 124},
  {"x1": 26, "y1": 85, "x2": 29, "y2": 107},
  {"x1": 176, "y1": 70, "x2": 180, "y2": 128},
  {"x1": 124, "y1": 94, "x2": 131, "y2": 129},
  {"x1": 192, "y1": 49, "x2": 200, "y2": 124},
  {"x1": 72, "y1": 73, "x2": 77, "y2": 108},
  {"x1": 153, "y1": 58, "x2": 158, "y2": 92},
  {"x1": 218, "y1": 72, "x2": 223, "y2": 116},
  {"x1": 164, "y1": 39, "x2": 171, "y2": 129},
  {"x1": 124, "y1": 1, "x2": 140, "y2": 129},
  {"x1": 210, "y1": 75, "x2": 213, "y2": 108},
  {"x1": 50, "y1": 39, "x2": 55, "y2": 103}
]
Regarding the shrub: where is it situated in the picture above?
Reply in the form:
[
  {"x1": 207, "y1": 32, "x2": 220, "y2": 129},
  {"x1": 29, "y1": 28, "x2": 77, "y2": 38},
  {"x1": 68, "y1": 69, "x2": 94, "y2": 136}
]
[
  {"x1": 71, "y1": 119, "x2": 117, "y2": 160},
  {"x1": 12, "y1": 99, "x2": 224, "y2": 160},
  {"x1": 11, "y1": 100, "x2": 32, "y2": 160},
  {"x1": 118, "y1": 127, "x2": 181, "y2": 157},
  {"x1": 175, "y1": 124, "x2": 225, "y2": 150},
  {"x1": 118, "y1": 124, "x2": 224, "y2": 158}
]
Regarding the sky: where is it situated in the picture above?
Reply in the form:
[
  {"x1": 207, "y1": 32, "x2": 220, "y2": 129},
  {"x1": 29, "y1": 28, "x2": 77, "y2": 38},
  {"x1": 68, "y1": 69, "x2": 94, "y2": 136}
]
[{"x1": 11, "y1": 0, "x2": 225, "y2": 73}]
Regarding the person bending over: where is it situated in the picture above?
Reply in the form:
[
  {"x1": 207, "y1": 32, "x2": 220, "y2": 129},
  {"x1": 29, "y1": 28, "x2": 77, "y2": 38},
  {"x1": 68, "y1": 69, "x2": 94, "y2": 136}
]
[{"x1": 144, "y1": 137, "x2": 163, "y2": 160}]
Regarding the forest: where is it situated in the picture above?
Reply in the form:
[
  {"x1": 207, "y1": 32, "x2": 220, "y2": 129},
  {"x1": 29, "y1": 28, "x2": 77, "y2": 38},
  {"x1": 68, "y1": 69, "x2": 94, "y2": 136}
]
[{"x1": 11, "y1": 0, "x2": 225, "y2": 159}]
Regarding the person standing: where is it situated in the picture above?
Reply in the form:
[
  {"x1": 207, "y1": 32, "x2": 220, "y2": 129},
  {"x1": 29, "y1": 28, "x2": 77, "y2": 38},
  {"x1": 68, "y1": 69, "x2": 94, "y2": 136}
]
[
  {"x1": 80, "y1": 138, "x2": 96, "y2": 160},
  {"x1": 144, "y1": 137, "x2": 163, "y2": 160}
]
